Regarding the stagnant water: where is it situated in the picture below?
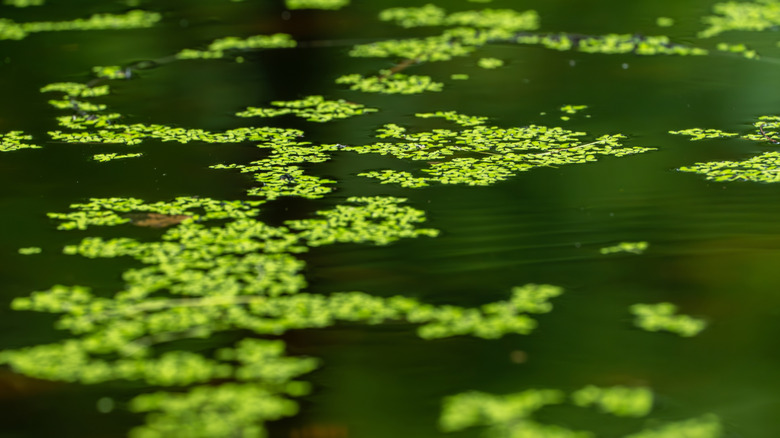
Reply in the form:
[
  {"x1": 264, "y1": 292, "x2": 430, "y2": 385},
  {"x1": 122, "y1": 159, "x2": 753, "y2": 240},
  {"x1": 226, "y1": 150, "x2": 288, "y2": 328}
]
[{"x1": 2, "y1": 1, "x2": 780, "y2": 437}]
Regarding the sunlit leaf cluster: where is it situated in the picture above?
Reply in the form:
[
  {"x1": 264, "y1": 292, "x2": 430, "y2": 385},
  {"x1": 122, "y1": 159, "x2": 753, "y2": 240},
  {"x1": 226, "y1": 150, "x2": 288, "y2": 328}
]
[
  {"x1": 668, "y1": 128, "x2": 738, "y2": 140},
  {"x1": 3, "y1": 0, "x2": 44, "y2": 6},
  {"x1": 336, "y1": 72, "x2": 444, "y2": 94},
  {"x1": 571, "y1": 385, "x2": 653, "y2": 417},
  {"x1": 699, "y1": 0, "x2": 780, "y2": 38},
  {"x1": 177, "y1": 33, "x2": 296, "y2": 59},
  {"x1": 477, "y1": 57, "x2": 504, "y2": 69},
  {"x1": 0, "y1": 10, "x2": 160, "y2": 40},
  {"x1": 0, "y1": 130, "x2": 41, "y2": 152},
  {"x1": 600, "y1": 241, "x2": 648, "y2": 255},
  {"x1": 630, "y1": 302, "x2": 707, "y2": 337},
  {"x1": 285, "y1": 0, "x2": 349, "y2": 10},
  {"x1": 516, "y1": 33, "x2": 708, "y2": 56},
  {"x1": 625, "y1": 414, "x2": 722, "y2": 438},
  {"x1": 93, "y1": 152, "x2": 143, "y2": 162},
  {"x1": 236, "y1": 95, "x2": 377, "y2": 122},
  {"x1": 340, "y1": 113, "x2": 653, "y2": 187}
]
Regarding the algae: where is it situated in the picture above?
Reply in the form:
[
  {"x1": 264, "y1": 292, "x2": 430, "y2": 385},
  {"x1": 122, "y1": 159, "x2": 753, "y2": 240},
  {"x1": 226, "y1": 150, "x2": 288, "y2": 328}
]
[
  {"x1": 630, "y1": 302, "x2": 707, "y2": 337},
  {"x1": 0, "y1": 10, "x2": 160, "y2": 40}
]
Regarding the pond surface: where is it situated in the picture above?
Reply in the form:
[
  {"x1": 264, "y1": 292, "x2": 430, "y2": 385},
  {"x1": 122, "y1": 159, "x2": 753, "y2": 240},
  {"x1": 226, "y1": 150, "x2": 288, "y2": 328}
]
[{"x1": 2, "y1": 0, "x2": 780, "y2": 437}]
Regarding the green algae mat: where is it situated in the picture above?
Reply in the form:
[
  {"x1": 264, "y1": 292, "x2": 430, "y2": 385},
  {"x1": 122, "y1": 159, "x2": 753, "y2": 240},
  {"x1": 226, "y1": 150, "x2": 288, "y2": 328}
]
[{"x1": 2, "y1": 0, "x2": 780, "y2": 436}]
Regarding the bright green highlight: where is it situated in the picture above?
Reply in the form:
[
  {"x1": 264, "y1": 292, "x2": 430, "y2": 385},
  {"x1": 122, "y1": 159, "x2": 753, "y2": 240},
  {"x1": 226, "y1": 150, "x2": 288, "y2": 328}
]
[
  {"x1": 285, "y1": 0, "x2": 349, "y2": 10},
  {"x1": 18, "y1": 247, "x2": 42, "y2": 255},
  {"x1": 93, "y1": 153, "x2": 143, "y2": 162},
  {"x1": 631, "y1": 303, "x2": 707, "y2": 337},
  {"x1": 669, "y1": 128, "x2": 738, "y2": 140},
  {"x1": 0, "y1": 131, "x2": 41, "y2": 152},
  {"x1": 516, "y1": 33, "x2": 708, "y2": 56},
  {"x1": 451, "y1": 73, "x2": 469, "y2": 80},
  {"x1": 379, "y1": 5, "x2": 539, "y2": 32},
  {"x1": 699, "y1": 0, "x2": 780, "y2": 38},
  {"x1": 92, "y1": 65, "x2": 129, "y2": 79},
  {"x1": 336, "y1": 72, "x2": 444, "y2": 94},
  {"x1": 600, "y1": 241, "x2": 648, "y2": 254},
  {"x1": 477, "y1": 57, "x2": 504, "y2": 69},
  {"x1": 716, "y1": 42, "x2": 759, "y2": 59},
  {"x1": 680, "y1": 152, "x2": 780, "y2": 183},
  {"x1": 571, "y1": 385, "x2": 653, "y2": 417},
  {"x1": 656, "y1": 17, "x2": 674, "y2": 27},
  {"x1": 560, "y1": 105, "x2": 588, "y2": 114},
  {"x1": 177, "y1": 34, "x2": 296, "y2": 59},
  {"x1": 625, "y1": 414, "x2": 722, "y2": 438},
  {"x1": 0, "y1": 10, "x2": 161, "y2": 41},
  {"x1": 236, "y1": 95, "x2": 377, "y2": 122},
  {"x1": 3, "y1": 0, "x2": 44, "y2": 6},
  {"x1": 342, "y1": 113, "x2": 654, "y2": 187}
]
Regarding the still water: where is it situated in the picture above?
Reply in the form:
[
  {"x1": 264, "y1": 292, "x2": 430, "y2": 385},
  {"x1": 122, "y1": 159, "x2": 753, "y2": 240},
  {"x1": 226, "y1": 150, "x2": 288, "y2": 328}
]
[{"x1": 1, "y1": 0, "x2": 780, "y2": 436}]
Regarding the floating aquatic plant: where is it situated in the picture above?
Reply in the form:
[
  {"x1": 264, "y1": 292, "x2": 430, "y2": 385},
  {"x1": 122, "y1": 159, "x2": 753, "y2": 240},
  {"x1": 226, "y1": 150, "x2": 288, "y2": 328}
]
[
  {"x1": 679, "y1": 152, "x2": 780, "y2": 183},
  {"x1": 668, "y1": 128, "x2": 738, "y2": 140},
  {"x1": 378, "y1": 6, "x2": 539, "y2": 32},
  {"x1": 516, "y1": 33, "x2": 708, "y2": 56},
  {"x1": 0, "y1": 131, "x2": 41, "y2": 152},
  {"x1": 3, "y1": 0, "x2": 44, "y2": 6},
  {"x1": 451, "y1": 73, "x2": 469, "y2": 80},
  {"x1": 336, "y1": 72, "x2": 444, "y2": 94},
  {"x1": 0, "y1": 10, "x2": 161, "y2": 40},
  {"x1": 41, "y1": 82, "x2": 110, "y2": 98},
  {"x1": 571, "y1": 385, "x2": 653, "y2": 417},
  {"x1": 92, "y1": 65, "x2": 130, "y2": 79},
  {"x1": 624, "y1": 414, "x2": 722, "y2": 438},
  {"x1": 477, "y1": 57, "x2": 504, "y2": 69},
  {"x1": 600, "y1": 241, "x2": 648, "y2": 255},
  {"x1": 92, "y1": 153, "x2": 143, "y2": 162},
  {"x1": 716, "y1": 42, "x2": 759, "y2": 59},
  {"x1": 177, "y1": 33, "x2": 296, "y2": 59},
  {"x1": 285, "y1": 0, "x2": 349, "y2": 10},
  {"x1": 17, "y1": 247, "x2": 42, "y2": 255},
  {"x1": 341, "y1": 113, "x2": 654, "y2": 187},
  {"x1": 630, "y1": 303, "x2": 707, "y2": 337},
  {"x1": 236, "y1": 95, "x2": 377, "y2": 122},
  {"x1": 656, "y1": 17, "x2": 674, "y2": 27},
  {"x1": 699, "y1": 0, "x2": 780, "y2": 38}
]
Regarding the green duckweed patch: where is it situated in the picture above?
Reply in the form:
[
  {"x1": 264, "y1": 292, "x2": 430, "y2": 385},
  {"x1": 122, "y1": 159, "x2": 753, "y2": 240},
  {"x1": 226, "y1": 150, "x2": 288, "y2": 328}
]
[
  {"x1": 571, "y1": 385, "x2": 653, "y2": 417},
  {"x1": 630, "y1": 303, "x2": 707, "y2": 337},
  {"x1": 341, "y1": 112, "x2": 654, "y2": 187},
  {"x1": 515, "y1": 33, "x2": 708, "y2": 56},
  {"x1": 699, "y1": 0, "x2": 780, "y2": 38},
  {"x1": 0, "y1": 10, "x2": 160, "y2": 40},
  {"x1": 236, "y1": 95, "x2": 377, "y2": 122},
  {"x1": 600, "y1": 241, "x2": 648, "y2": 255},
  {"x1": 285, "y1": 0, "x2": 349, "y2": 10},
  {"x1": 335, "y1": 72, "x2": 444, "y2": 94},
  {"x1": 17, "y1": 247, "x2": 42, "y2": 255},
  {"x1": 716, "y1": 42, "x2": 759, "y2": 59},
  {"x1": 93, "y1": 152, "x2": 143, "y2": 162},
  {"x1": 477, "y1": 57, "x2": 503, "y2": 69},
  {"x1": 3, "y1": 0, "x2": 44, "y2": 6},
  {"x1": 624, "y1": 414, "x2": 722, "y2": 438},
  {"x1": 669, "y1": 128, "x2": 739, "y2": 140},
  {"x1": 656, "y1": 17, "x2": 674, "y2": 27},
  {"x1": 176, "y1": 33, "x2": 296, "y2": 59},
  {"x1": 0, "y1": 131, "x2": 41, "y2": 152}
]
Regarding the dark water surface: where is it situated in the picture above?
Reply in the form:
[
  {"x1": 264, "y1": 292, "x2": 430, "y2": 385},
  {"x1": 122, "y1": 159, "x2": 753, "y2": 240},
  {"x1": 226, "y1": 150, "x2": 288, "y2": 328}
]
[{"x1": 2, "y1": 0, "x2": 780, "y2": 437}]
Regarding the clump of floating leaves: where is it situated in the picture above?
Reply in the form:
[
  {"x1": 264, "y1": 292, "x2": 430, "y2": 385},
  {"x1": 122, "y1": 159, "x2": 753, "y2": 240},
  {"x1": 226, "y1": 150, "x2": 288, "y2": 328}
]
[
  {"x1": 3, "y1": 0, "x2": 44, "y2": 6},
  {"x1": 630, "y1": 303, "x2": 707, "y2": 337},
  {"x1": 236, "y1": 95, "x2": 377, "y2": 122},
  {"x1": 673, "y1": 116, "x2": 780, "y2": 183},
  {"x1": 177, "y1": 33, "x2": 296, "y2": 59},
  {"x1": 340, "y1": 111, "x2": 654, "y2": 187},
  {"x1": 515, "y1": 33, "x2": 707, "y2": 56},
  {"x1": 0, "y1": 10, "x2": 160, "y2": 40},
  {"x1": 93, "y1": 153, "x2": 142, "y2": 162},
  {"x1": 477, "y1": 57, "x2": 504, "y2": 69},
  {"x1": 285, "y1": 0, "x2": 349, "y2": 10},
  {"x1": 441, "y1": 387, "x2": 718, "y2": 437},
  {"x1": 600, "y1": 241, "x2": 648, "y2": 255},
  {"x1": 699, "y1": 0, "x2": 780, "y2": 38},
  {"x1": 17, "y1": 247, "x2": 42, "y2": 255},
  {"x1": 336, "y1": 72, "x2": 444, "y2": 94},
  {"x1": 571, "y1": 385, "x2": 653, "y2": 417},
  {"x1": 0, "y1": 131, "x2": 41, "y2": 152},
  {"x1": 716, "y1": 42, "x2": 759, "y2": 59}
]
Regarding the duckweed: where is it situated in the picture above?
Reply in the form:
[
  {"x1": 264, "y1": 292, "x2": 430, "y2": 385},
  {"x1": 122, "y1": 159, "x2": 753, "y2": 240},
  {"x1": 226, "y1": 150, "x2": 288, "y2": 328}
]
[
  {"x1": 477, "y1": 57, "x2": 504, "y2": 69},
  {"x1": 630, "y1": 302, "x2": 707, "y2": 337},
  {"x1": 336, "y1": 72, "x2": 444, "y2": 94},
  {"x1": 699, "y1": 0, "x2": 780, "y2": 38},
  {"x1": 625, "y1": 414, "x2": 722, "y2": 438},
  {"x1": 656, "y1": 17, "x2": 674, "y2": 27},
  {"x1": 344, "y1": 114, "x2": 654, "y2": 187},
  {"x1": 0, "y1": 10, "x2": 161, "y2": 41},
  {"x1": 92, "y1": 65, "x2": 130, "y2": 79},
  {"x1": 716, "y1": 42, "x2": 759, "y2": 59},
  {"x1": 679, "y1": 152, "x2": 780, "y2": 183},
  {"x1": 669, "y1": 128, "x2": 739, "y2": 140},
  {"x1": 18, "y1": 247, "x2": 42, "y2": 255},
  {"x1": 600, "y1": 241, "x2": 648, "y2": 254},
  {"x1": 236, "y1": 95, "x2": 377, "y2": 122},
  {"x1": 516, "y1": 33, "x2": 708, "y2": 56},
  {"x1": 0, "y1": 131, "x2": 41, "y2": 152},
  {"x1": 177, "y1": 33, "x2": 296, "y2": 59},
  {"x1": 571, "y1": 385, "x2": 653, "y2": 417},
  {"x1": 285, "y1": 0, "x2": 349, "y2": 10},
  {"x1": 93, "y1": 153, "x2": 143, "y2": 162},
  {"x1": 3, "y1": 0, "x2": 44, "y2": 6}
]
